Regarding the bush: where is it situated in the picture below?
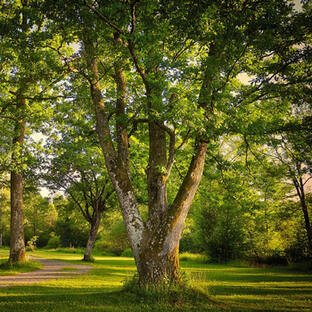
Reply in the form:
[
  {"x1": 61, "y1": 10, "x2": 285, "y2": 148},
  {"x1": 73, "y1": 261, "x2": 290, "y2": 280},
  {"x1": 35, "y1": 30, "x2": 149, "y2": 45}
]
[
  {"x1": 53, "y1": 247, "x2": 85, "y2": 254},
  {"x1": 179, "y1": 252, "x2": 210, "y2": 263},
  {"x1": 121, "y1": 248, "x2": 133, "y2": 257},
  {"x1": 247, "y1": 251, "x2": 289, "y2": 267},
  {"x1": 94, "y1": 221, "x2": 130, "y2": 256},
  {"x1": 55, "y1": 220, "x2": 89, "y2": 248},
  {"x1": 46, "y1": 233, "x2": 61, "y2": 249},
  {"x1": 196, "y1": 201, "x2": 249, "y2": 263},
  {"x1": 26, "y1": 236, "x2": 39, "y2": 252}
]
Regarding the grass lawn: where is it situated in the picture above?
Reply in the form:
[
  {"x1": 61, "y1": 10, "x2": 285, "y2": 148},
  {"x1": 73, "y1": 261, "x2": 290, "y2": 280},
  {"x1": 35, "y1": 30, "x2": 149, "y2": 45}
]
[
  {"x1": 0, "y1": 248, "x2": 42, "y2": 275},
  {"x1": 0, "y1": 248, "x2": 311, "y2": 311}
]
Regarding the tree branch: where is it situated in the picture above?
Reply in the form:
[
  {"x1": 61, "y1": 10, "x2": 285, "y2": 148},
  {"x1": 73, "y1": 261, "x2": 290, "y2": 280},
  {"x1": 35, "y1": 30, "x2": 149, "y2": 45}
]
[
  {"x1": 84, "y1": 0, "x2": 124, "y2": 34},
  {"x1": 128, "y1": 118, "x2": 148, "y2": 138}
]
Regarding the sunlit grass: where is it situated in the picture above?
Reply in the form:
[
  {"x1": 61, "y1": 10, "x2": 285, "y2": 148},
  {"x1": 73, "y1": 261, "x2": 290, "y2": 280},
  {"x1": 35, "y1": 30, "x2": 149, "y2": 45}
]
[
  {"x1": 0, "y1": 248, "x2": 311, "y2": 311},
  {"x1": 0, "y1": 259, "x2": 42, "y2": 275}
]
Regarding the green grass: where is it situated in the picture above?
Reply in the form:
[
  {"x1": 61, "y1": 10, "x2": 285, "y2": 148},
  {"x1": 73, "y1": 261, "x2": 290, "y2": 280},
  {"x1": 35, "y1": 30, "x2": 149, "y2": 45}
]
[
  {"x1": 0, "y1": 259, "x2": 42, "y2": 276},
  {"x1": 179, "y1": 252, "x2": 210, "y2": 263},
  {"x1": 0, "y1": 248, "x2": 311, "y2": 311},
  {"x1": 61, "y1": 267, "x2": 78, "y2": 271}
]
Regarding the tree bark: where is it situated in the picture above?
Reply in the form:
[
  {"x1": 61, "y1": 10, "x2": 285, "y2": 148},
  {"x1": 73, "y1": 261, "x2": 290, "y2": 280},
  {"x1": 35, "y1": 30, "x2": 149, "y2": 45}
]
[
  {"x1": 294, "y1": 177, "x2": 312, "y2": 257},
  {"x1": 9, "y1": 94, "x2": 26, "y2": 263},
  {"x1": 137, "y1": 140, "x2": 208, "y2": 285},
  {"x1": 83, "y1": 212, "x2": 103, "y2": 262},
  {"x1": 114, "y1": 33, "x2": 130, "y2": 176},
  {"x1": 0, "y1": 207, "x2": 3, "y2": 247},
  {"x1": 83, "y1": 40, "x2": 144, "y2": 269}
]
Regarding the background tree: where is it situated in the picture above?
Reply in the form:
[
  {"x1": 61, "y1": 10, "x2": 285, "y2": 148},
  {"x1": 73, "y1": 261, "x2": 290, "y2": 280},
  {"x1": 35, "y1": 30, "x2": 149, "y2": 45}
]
[
  {"x1": 0, "y1": 188, "x2": 10, "y2": 247},
  {"x1": 43, "y1": 100, "x2": 115, "y2": 261},
  {"x1": 23, "y1": 191, "x2": 57, "y2": 248},
  {"x1": 266, "y1": 117, "x2": 312, "y2": 257},
  {"x1": 0, "y1": 1, "x2": 63, "y2": 262},
  {"x1": 52, "y1": 195, "x2": 89, "y2": 249}
]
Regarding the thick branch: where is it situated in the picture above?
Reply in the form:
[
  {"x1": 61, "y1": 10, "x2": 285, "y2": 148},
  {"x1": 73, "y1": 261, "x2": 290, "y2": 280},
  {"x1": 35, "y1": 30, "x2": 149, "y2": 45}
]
[
  {"x1": 84, "y1": 0, "x2": 124, "y2": 34},
  {"x1": 167, "y1": 139, "x2": 207, "y2": 227},
  {"x1": 128, "y1": 118, "x2": 148, "y2": 138},
  {"x1": 114, "y1": 33, "x2": 130, "y2": 174},
  {"x1": 155, "y1": 122, "x2": 175, "y2": 181},
  {"x1": 127, "y1": 39, "x2": 148, "y2": 87}
]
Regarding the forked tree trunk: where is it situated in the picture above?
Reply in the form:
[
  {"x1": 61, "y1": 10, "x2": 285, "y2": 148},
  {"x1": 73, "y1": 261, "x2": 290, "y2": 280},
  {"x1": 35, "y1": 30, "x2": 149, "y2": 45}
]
[
  {"x1": 83, "y1": 212, "x2": 103, "y2": 262},
  {"x1": 9, "y1": 94, "x2": 26, "y2": 263},
  {"x1": 84, "y1": 38, "x2": 207, "y2": 285},
  {"x1": 136, "y1": 140, "x2": 208, "y2": 285}
]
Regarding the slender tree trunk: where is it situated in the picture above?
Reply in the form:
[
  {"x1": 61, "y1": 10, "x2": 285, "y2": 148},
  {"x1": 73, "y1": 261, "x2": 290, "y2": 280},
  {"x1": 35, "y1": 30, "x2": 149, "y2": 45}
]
[
  {"x1": 83, "y1": 212, "x2": 103, "y2": 262},
  {"x1": 300, "y1": 199, "x2": 312, "y2": 256},
  {"x1": 9, "y1": 94, "x2": 26, "y2": 263},
  {"x1": 0, "y1": 207, "x2": 3, "y2": 247},
  {"x1": 294, "y1": 177, "x2": 312, "y2": 257}
]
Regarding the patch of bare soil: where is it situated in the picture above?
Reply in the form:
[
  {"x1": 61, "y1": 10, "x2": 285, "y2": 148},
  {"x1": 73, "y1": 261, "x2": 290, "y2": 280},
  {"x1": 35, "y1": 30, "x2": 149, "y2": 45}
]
[{"x1": 0, "y1": 258, "x2": 91, "y2": 288}]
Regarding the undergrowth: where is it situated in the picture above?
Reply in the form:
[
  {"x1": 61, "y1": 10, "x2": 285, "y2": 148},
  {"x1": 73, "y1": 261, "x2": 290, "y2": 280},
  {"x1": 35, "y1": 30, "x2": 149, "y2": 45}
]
[{"x1": 122, "y1": 273, "x2": 216, "y2": 310}]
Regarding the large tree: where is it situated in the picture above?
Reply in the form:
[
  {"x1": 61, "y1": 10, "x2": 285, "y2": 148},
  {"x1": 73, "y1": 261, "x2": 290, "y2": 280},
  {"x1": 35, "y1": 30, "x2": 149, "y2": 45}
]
[
  {"x1": 38, "y1": 0, "x2": 309, "y2": 285},
  {"x1": 83, "y1": 0, "x2": 309, "y2": 285}
]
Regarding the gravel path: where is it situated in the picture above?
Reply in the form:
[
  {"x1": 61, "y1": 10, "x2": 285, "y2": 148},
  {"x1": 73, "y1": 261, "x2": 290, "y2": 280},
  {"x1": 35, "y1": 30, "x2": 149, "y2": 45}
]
[{"x1": 0, "y1": 258, "x2": 92, "y2": 288}]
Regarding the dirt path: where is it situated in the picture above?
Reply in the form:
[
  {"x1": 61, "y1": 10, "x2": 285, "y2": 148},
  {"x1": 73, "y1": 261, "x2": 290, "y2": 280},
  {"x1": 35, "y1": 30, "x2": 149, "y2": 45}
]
[{"x1": 0, "y1": 258, "x2": 92, "y2": 288}]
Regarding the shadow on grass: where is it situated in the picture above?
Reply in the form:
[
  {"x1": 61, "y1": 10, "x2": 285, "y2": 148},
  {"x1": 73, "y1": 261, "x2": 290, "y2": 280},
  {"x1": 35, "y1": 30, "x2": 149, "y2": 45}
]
[
  {"x1": 210, "y1": 284, "x2": 312, "y2": 296},
  {"x1": 1, "y1": 253, "x2": 311, "y2": 312},
  {"x1": 0, "y1": 285, "x2": 221, "y2": 312},
  {"x1": 186, "y1": 266, "x2": 312, "y2": 283}
]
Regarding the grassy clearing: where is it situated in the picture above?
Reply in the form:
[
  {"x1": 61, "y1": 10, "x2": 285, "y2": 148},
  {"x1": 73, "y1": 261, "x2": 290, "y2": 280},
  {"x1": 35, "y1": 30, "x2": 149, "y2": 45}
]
[
  {"x1": 0, "y1": 259, "x2": 42, "y2": 276},
  {"x1": 0, "y1": 248, "x2": 42, "y2": 275},
  {"x1": 0, "y1": 249, "x2": 311, "y2": 311}
]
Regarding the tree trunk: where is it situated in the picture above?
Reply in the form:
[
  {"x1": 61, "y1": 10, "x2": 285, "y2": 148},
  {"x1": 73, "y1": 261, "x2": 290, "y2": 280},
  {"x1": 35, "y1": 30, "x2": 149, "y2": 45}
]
[
  {"x1": 300, "y1": 199, "x2": 312, "y2": 257},
  {"x1": 83, "y1": 42, "x2": 144, "y2": 266},
  {"x1": 84, "y1": 37, "x2": 207, "y2": 286},
  {"x1": 138, "y1": 234, "x2": 180, "y2": 285},
  {"x1": 0, "y1": 207, "x2": 3, "y2": 247},
  {"x1": 83, "y1": 212, "x2": 103, "y2": 262},
  {"x1": 137, "y1": 140, "x2": 208, "y2": 285},
  {"x1": 9, "y1": 94, "x2": 26, "y2": 263},
  {"x1": 294, "y1": 177, "x2": 312, "y2": 257},
  {"x1": 9, "y1": 170, "x2": 26, "y2": 262}
]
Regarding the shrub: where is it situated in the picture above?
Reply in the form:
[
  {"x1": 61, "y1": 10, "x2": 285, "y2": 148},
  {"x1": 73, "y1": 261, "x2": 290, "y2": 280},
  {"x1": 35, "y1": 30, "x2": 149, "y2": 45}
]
[
  {"x1": 46, "y1": 233, "x2": 61, "y2": 249},
  {"x1": 248, "y1": 252, "x2": 288, "y2": 267},
  {"x1": 121, "y1": 248, "x2": 133, "y2": 257},
  {"x1": 94, "y1": 221, "x2": 130, "y2": 256},
  {"x1": 26, "y1": 236, "x2": 39, "y2": 251},
  {"x1": 179, "y1": 252, "x2": 210, "y2": 263}
]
